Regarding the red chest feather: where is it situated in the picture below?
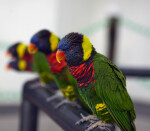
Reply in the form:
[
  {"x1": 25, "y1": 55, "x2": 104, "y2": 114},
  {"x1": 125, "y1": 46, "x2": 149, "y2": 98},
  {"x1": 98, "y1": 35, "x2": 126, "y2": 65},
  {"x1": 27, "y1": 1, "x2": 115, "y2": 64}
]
[
  {"x1": 69, "y1": 61, "x2": 95, "y2": 87},
  {"x1": 46, "y1": 53, "x2": 67, "y2": 74},
  {"x1": 23, "y1": 53, "x2": 33, "y2": 63}
]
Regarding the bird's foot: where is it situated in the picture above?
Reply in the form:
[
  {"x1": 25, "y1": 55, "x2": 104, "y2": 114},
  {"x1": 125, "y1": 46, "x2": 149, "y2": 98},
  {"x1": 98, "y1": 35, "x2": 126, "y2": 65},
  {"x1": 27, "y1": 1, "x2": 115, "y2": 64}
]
[
  {"x1": 75, "y1": 114, "x2": 99, "y2": 125},
  {"x1": 85, "y1": 121, "x2": 114, "y2": 131},
  {"x1": 30, "y1": 81, "x2": 45, "y2": 89},
  {"x1": 40, "y1": 82, "x2": 46, "y2": 87},
  {"x1": 65, "y1": 100, "x2": 81, "y2": 109},
  {"x1": 55, "y1": 99, "x2": 81, "y2": 109},
  {"x1": 46, "y1": 91, "x2": 64, "y2": 102}
]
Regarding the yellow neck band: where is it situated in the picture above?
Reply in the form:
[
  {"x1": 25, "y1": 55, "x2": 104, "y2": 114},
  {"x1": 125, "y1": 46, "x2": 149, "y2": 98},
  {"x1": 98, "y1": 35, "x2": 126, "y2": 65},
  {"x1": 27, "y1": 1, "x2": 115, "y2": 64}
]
[
  {"x1": 16, "y1": 43, "x2": 26, "y2": 58},
  {"x1": 49, "y1": 33, "x2": 59, "y2": 52},
  {"x1": 82, "y1": 36, "x2": 92, "y2": 61}
]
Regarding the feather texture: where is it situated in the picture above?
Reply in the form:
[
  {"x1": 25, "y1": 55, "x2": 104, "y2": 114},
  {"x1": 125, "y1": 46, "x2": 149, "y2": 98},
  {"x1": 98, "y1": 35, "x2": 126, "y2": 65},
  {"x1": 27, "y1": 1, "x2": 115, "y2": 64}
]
[{"x1": 94, "y1": 53, "x2": 136, "y2": 131}]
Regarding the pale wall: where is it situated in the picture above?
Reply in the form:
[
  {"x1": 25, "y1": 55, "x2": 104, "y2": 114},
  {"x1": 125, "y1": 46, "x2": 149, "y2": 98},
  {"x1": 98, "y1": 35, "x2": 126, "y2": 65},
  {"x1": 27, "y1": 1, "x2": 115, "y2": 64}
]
[{"x1": 0, "y1": 0, "x2": 150, "y2": 104}]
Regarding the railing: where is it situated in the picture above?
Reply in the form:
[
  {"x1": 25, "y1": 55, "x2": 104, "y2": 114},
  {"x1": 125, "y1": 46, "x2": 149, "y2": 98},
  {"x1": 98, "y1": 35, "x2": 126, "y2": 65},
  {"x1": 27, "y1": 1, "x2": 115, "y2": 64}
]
[{"x1": 19, "y1": 78, "x2": 115, "y2": 131}]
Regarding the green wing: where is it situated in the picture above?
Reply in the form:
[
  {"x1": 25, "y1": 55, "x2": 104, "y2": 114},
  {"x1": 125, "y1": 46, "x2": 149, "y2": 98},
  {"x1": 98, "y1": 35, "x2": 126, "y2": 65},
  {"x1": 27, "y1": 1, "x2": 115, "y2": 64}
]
[
  {"x1": 32, "y1": 52, "x2": 54, "y2": 84},
  {"x1": 94, "y1": 53, "x2": 136, "y2": 131}
]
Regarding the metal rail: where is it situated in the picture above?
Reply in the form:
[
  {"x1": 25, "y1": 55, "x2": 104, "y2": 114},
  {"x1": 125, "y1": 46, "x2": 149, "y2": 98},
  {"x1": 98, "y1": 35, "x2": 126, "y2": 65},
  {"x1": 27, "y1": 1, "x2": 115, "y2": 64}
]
[
  {"x1": 19, "y1": 78, "x2": 115, "y2": 131},
  {"x1": 120, "y1": 68, "x2": 150, "y2": 77}
]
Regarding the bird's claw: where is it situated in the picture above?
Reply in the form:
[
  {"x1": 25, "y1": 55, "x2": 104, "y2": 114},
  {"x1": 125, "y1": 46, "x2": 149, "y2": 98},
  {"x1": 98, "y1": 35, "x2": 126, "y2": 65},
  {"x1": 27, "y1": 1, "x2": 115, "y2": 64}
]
[
  {"x1": 75, "y1": 119, "x2": 86, "y2": 125},
  {"x1": 54, "y1": 99, "x2": 66, "y2": 109},
  {"x1": 69, "y1": 101, "x2": 81, "y2": 108},
  {"x1": 30, "y1": 81, "x2": 45, "y2": 89},
  {"x1": 85, "y1": 121, "x2": 114, "y2": 131},
  {"x1": 86, "y1": 120, "x2": 97, "y2": 128},
  {"x1": 75, "y1": 114, "x2": 99, "y2": 125},
  {"x1": 46, "y1": 91, "x2": 64, "y2": 102},
  {"x1": 54, "y1": 99, "x2": 81, "y2": 109}
]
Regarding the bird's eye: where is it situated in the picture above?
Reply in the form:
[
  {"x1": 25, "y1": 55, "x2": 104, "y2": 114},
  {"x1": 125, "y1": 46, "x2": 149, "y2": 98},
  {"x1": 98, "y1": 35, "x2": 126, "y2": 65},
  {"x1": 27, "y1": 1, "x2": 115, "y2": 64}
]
[
  {"x1": 69, "y1": 45, "x2": 74, "y2": 50},
  {"x1": 39, "y1": 39, "x2": 42, "y2": 43}
]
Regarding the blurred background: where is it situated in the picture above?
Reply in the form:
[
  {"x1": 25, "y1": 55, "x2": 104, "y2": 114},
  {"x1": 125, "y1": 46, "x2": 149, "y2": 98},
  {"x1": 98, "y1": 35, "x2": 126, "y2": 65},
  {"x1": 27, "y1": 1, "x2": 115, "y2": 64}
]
[{"x1": 0, "y1": 0, "x2": 150, "y2": 131}]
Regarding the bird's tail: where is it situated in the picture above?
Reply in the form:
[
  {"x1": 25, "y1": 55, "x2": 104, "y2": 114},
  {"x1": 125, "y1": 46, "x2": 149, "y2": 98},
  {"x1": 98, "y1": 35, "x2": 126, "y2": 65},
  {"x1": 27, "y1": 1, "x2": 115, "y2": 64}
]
[
  {"x1": 110, "y1": 109, "x2": 136, "y2": 131},
  {"x1": 131, "y1": 121, "x2": 136, "y2": 131}
]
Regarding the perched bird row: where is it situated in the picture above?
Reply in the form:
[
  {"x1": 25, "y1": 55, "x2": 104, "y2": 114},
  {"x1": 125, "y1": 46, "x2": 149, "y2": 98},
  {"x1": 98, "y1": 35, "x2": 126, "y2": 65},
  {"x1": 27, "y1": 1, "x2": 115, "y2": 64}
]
[
  {"x1": 28, "y1": 30, "x2": 89, "y2": 109},
  {"x1": 6, "y1": 29, "x2": 136, "y2": 131}
]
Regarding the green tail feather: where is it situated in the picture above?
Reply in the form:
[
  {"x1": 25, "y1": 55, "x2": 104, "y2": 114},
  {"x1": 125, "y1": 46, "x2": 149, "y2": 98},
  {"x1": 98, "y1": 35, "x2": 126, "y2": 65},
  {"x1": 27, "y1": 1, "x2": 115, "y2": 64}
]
[
  {"x1": 131, "y1": 121, "x2": 136, "y2": 131},
  {"x1": 109, "y1": 109, "x2": 136, "y2": 131}
]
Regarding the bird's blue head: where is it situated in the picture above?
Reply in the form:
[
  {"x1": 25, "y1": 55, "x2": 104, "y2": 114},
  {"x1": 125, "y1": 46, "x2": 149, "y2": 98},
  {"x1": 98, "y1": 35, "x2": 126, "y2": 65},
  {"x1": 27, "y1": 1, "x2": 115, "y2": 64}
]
[
  {"x1": 6, "y1": 42, "x2": 20, "y2": 58},
  {"x1": 28, "y1": 29, "x2": 59, "y2": 55},
  {"x1": 6, "y1": 42, "x2": 26, "y2": 59},
  {"x1": 56, "y1": 32, "x2": 95, "y2": 66}
]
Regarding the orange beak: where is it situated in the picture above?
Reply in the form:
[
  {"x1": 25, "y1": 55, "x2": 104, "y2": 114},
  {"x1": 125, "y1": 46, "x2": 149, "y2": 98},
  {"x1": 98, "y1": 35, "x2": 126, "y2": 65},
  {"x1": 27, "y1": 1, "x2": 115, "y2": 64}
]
[
  {"x1": 5, "y1": 51, "x2": 10, "y2": 56},
  {"x1": 56, "y1": 50, "x2": 66, "y2": 63},
  {"x1": 6, "y1": 65, "x2": 11, "y2": 70},
  {"x1": 5, "y1": 51, "x2": 14, "y2": 59},
  {"x1": 28, "y1": 44, "x2": 38, "y2": 54},
  {"x1": 5, "y1": 51, "x2": 11, "y2": 57}
]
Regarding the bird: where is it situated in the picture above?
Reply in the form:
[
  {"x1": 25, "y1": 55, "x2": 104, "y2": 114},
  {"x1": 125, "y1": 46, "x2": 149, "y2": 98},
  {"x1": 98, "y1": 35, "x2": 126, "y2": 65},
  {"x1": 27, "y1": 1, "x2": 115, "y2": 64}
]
[
  {"x1": 6, "y1": 53, "x2": 53, "y2": 85},
  {"x1": 6, "y1": 59, "x2": 32, "y2": 72},
  {"x1": 28, "y1": 29, "x2": 88, "y2": 109},
  {"x1": 6, "y1": 41, "x2": 52, "y2": 86},
  {"x1": 6, "y1": 42, "x2": 33, "y2": 63},
  {"x1": 56, "y1": 32, "x2": 136, "y2": 131}
]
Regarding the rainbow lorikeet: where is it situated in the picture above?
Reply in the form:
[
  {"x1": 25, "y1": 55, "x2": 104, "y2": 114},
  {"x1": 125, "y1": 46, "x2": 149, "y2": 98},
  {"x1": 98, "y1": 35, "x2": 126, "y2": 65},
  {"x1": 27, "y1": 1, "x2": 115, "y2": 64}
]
[
  {"x1": 56, "y1": 32, "x2": 136, "y2": 131},
  {"x1": 28, "y1": 29, "x2": 60, "y2": 86},
  {"x1": 6, "y1": 42, "x2": 33, "y2": 63},
  {"x1": 6, "y1": 55, "x2": 53, "y2": 85},
  {"x1": 28, "y1": 29, "x2": 88, "y2": 109},
  {"x1": 6, "y1": 59, "x2": 32, "y2": 72},
  {"x1": 6, "y1": 41, "x2": 52, "y2": 84}
]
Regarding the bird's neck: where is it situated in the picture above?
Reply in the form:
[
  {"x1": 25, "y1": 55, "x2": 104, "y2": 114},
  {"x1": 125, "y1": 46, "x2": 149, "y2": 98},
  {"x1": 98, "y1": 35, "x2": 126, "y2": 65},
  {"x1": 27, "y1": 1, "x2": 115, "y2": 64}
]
[
  {"x1": 69, "y1": 59, "x2": 95, "y2": 88},
  {"x1": 23, "y1": 48, "x2": 33, "y2": 63}
]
